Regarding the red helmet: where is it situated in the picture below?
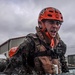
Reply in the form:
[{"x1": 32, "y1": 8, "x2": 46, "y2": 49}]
[
  {"x1": 38, "y1": 7, "x2": 63, "y2": 31},
  {"x1": 38, "y1": 7, "x2": 63, "y2": 22},
  {"x1": 9, "y1": 46, "x2": 18, "y2": 58}
]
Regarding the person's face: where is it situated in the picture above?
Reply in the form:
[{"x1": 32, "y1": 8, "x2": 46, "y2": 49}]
[{"x1": 44, "y1": 20, "x2": 61, "y2": 37}]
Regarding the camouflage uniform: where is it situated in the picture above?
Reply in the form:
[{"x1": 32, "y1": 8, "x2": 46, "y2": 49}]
[{"x1": 4, "y1": 27, "x2": 69, "y2": 74}]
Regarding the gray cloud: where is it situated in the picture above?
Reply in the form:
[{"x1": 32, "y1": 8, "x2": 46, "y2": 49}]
[{"x1": 0, "y1": 0, "x2": 75, "y2": 55}]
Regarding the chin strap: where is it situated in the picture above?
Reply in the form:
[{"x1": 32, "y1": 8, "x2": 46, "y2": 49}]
[
  {"x1": 45, "y1": 32, "x2": 55, "y2": 48},
  {"x1": 51, "y1": 38, "x2": 55, "y2": 49}
]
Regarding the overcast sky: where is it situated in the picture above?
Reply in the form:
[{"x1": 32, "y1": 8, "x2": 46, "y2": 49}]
[{"x1": 0, "y1": 0, "x2": 75, "y2": 55}]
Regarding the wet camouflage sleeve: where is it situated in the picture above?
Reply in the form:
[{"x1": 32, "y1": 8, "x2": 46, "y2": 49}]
[
  {"x1": 4, "y1": 36, "x2": 35, "y2": 73},
  {"x1": 14, "y1": 36, "x2": 35, "y2": 56}
]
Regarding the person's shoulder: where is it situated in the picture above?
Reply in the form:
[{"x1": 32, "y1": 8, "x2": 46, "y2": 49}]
[
  {"x1": 26, "y1": 33, "x2": 40, "y2": 45},
  {"x1": 26, "y1": 33, "x2": 38, "y2": 39},
  {"x1": 59, "y1": 39, "x2": 66, "y2": 47}
]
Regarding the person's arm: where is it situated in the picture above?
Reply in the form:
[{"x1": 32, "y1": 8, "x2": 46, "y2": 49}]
[{"x1": 4, "y1": 36, "x2": 35, "y2": 73}]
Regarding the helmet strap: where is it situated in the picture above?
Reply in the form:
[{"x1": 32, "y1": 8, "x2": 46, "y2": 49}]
[
  {"x1": 39, "y1": 21, "x2": 55, "y2": 48},
  {"x1": 45, "y1": 32, "x2": 55, "y2": 48},
  {"x1": 39, "y1": 21, "x2": 47, "y2": 32}
]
